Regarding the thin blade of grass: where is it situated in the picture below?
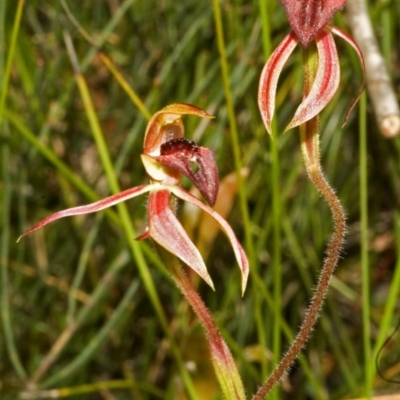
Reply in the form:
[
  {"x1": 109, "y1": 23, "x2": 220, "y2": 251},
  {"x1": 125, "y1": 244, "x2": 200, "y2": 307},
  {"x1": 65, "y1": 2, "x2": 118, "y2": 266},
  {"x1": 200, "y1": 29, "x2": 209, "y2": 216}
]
[
  {"x1": 0, "y1": 0, "x2": 27, "y2": 380},
  {"x1": 42, "y1": 280, "x2": 140, "y2": 388},
  {"x1": 359, "y1": 91, "x2": 372, "y2": 398},
  {"x1": 259, "y1": 2, "x2": 283, "y2": 396}
]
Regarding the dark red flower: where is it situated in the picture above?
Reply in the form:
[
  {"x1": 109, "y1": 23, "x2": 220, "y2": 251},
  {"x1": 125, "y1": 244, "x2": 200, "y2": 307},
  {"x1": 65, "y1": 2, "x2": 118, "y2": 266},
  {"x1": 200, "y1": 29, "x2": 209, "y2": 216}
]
[
  {"x1": 258, "y1": 26, "x2": 365, "y2": 134},
  {"x1": 19, "y1": 104, "x2": 249, "y2": 294},
  {"x1": 279, "y1": 0, "x2": 347, "y2": 48}
]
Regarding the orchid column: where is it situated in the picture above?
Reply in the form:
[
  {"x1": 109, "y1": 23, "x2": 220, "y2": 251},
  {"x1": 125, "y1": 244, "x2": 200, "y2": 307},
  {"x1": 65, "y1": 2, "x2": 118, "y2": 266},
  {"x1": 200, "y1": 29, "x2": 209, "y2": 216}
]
[{"x1": 256, "y1": 0, "x2": 365, "y2": 397}]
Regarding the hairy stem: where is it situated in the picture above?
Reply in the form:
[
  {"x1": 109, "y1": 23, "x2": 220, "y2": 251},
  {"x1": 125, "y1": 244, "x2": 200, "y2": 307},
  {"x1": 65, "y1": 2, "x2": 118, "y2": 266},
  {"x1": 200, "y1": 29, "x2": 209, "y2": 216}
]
[
  {"x1": 253, "y1": 148, "x2": 345, "y2": 399},
  {"x1": 253, "y1": 44, "x2": 346, "y2": 399}
]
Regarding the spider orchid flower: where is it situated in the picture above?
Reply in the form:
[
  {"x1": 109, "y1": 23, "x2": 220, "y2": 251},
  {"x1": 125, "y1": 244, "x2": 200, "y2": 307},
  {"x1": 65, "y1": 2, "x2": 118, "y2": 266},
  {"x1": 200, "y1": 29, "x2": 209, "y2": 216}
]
[
  {"x1": 19, "y1": 103, "x2": 249, "y2": 295},
  {"x1": 259, "y1": 0, "x2": 365, "y2": 134}
]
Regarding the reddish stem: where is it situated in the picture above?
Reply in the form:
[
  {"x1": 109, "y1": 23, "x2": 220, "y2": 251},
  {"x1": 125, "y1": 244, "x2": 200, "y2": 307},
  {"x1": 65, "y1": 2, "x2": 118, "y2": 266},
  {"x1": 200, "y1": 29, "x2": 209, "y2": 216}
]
[
  {"x1": 253, "y1": 44, "x2": 346, "y2": 399},
  {"x1": 156, "y1": 241, "x2": 245, "y2": 400}
]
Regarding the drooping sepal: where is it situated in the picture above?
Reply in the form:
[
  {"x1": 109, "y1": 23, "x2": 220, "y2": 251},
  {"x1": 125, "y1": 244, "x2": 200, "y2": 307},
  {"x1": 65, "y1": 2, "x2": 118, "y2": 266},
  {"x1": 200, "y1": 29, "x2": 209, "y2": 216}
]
[
  {"x1": 258, "y1": 32, "x2": 298, "y2": 135},
  {"x1": 17, "y1": 185, "x2": 151, "y2": 242},
  {"x1": 147, "y1": 189, "x2": 215, "y2": 290},
  {"x1": 170, "y1": 186, "x2": 249, "y2": 295},
  {"x1": 279, "y1": 0, "x2": 347, "y2": 48},
  {"x1": 330, "y1": 26, "x2": 366, "y2": 126},
  {"x1": 286, "y1": 30, "x2": 340, "y2": 131}
]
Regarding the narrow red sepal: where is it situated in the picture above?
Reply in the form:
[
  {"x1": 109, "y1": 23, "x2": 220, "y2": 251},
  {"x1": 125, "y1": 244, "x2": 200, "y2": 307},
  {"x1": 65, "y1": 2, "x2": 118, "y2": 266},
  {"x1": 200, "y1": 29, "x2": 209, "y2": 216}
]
[
  {"x1": 18, "y1": 185, "x2": 151, "y2": 242},
  {"x1": 258, "y1": 32, "x2": 298, "y2": 135},
  {"x1": 286, "y1": 31, "x2": 340, "y2": 131},
  {"x1": 147, "y1": 189, "x2": 215, "y2": 290},
  {"x1": 170, "y1": 186, "x2": 249, "y2": 295},
  {"x1": 330, "y1": 26, "x2": 366, "y2": 126}
]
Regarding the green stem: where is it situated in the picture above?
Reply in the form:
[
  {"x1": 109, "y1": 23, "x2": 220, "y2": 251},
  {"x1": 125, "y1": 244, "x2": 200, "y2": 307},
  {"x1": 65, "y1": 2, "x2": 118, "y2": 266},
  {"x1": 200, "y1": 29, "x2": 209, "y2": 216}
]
[
  {"x1": 259, "y1": 1, "x2": 283, "y2": 391},
  {"x1": 0, "y1": 0, "x2": 27, "y2": 380},
  {"x1": 211, "y1": 0, "x2": 255, "y2": 266},
  {"x1": 1, "y1": 125, "x2": 27, "y2": 380},
  {"x1": 372, "y1": 212, "x2": 400, "y2": 376},
  {"x1": 213, "y1": 2, "x2": 271, "y2": 388},
  {"x1": 0, "y1": 0, "x2": 25, "y2": 122},
  {"x1": 359, "y1": 91, "x2": 372, "y2": 398},
  {"x1": 270, "y1": 104, "x2": 282, "y2": 399}
]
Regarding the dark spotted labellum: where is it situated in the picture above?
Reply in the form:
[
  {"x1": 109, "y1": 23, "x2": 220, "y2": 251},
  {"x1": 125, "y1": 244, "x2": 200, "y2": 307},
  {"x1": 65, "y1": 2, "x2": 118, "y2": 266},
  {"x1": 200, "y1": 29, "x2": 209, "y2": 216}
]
[
  {"x1": 156, "y1": 138, "x2": 219, "y2": 206},
  {"x1": 160, "y1": 138, "x2": 199, "y2": 156},
  {"x1": 279, "y1": 0, "x2": 347, "y2": 47}
]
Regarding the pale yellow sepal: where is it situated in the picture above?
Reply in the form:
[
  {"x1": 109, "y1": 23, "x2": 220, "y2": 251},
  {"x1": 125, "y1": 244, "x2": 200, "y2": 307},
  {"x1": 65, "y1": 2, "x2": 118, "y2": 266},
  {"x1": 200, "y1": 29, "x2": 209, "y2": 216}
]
[{"x1": 141, "y1": 154, "x2": 169, "y2": 181}]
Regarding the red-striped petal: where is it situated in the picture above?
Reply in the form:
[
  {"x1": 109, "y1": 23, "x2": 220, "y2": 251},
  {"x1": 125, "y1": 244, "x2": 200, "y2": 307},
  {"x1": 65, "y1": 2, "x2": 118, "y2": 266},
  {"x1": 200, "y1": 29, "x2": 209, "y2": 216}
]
[
  {"x1": 18, "y1": 185, "x2": 151, "y2": 242},
  {"x1": 148, "y1": 189, "x2": 215, "y2": 290},
  {"x1": 330, "y1": 26, "x2": 366, "y2": 126},
  {"x1": 170, "y1": 186, "x2": 249, "y2": 295},
  {"x1": 258, "y1": 32, "x2": 298, "y2": 135},
  {"x1": 286, "y1": 31, "x2": 340, "y2": 131}
]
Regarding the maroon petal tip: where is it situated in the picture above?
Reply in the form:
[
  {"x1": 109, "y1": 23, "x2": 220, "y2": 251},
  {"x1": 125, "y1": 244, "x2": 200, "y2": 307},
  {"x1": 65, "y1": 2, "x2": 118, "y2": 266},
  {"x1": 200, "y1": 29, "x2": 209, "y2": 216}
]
[
  {"x1": 279, "y1": 0, "x2": 347, "y2": 47},
  {"x1": 154, "y1": 138, "x2": 219, "y2": 206}
]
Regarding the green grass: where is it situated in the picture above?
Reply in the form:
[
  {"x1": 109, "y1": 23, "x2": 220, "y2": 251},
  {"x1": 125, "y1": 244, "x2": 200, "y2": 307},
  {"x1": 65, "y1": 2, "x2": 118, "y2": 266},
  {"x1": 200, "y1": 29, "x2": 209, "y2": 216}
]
[{"x1": 1, "y1": 0, "x2": 400, "y2": 399}]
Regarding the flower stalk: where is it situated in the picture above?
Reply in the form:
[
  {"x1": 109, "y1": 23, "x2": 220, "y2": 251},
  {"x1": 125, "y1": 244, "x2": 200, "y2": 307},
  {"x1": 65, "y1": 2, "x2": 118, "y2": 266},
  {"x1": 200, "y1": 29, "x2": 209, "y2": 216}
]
[
  {"x1": 255, "y1": 41, "x2": 346, "y2": 399},
  {"x1": 158, "y1": 244, "x2": 246, "y2": 400}
]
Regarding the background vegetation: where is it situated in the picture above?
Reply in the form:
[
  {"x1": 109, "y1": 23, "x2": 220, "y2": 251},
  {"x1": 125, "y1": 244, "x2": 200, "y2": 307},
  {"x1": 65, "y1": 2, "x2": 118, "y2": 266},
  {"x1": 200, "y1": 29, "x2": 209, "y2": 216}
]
[{"x1": 1, "y1": 0, "x2": 400, "y2": 399}]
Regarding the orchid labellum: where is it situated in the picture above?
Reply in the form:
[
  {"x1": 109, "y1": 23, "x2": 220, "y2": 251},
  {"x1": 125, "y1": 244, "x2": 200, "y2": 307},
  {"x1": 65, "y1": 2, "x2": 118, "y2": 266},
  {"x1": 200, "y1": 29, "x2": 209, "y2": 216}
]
[
  {"x1": 258, "y1": 0, "x2": 365, "y2": 134},
  {"x1": 19, "y1": 103, "x2": 249, "y2": 295}
]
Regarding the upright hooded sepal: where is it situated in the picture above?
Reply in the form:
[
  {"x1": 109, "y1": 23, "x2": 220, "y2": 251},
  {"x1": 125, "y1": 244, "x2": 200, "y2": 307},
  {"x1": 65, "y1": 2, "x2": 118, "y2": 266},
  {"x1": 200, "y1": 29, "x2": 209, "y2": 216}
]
[
  {"x1": 143, "y1": 103, "x2": 213, "y2": 155},
  {"x1": 279, "y1": 0, "x2": 347, "y2": 47}
]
